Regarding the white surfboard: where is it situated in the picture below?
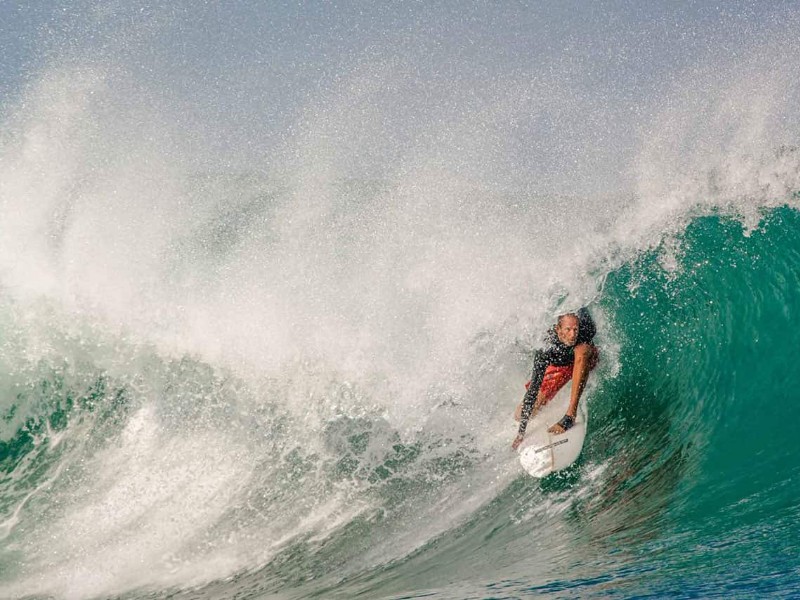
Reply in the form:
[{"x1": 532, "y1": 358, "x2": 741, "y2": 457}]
[{"x1": 517, "y1": 381, "x2": 588, "y2": 477}]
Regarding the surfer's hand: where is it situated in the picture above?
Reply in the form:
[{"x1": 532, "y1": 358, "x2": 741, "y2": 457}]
[
  {"x1": 548, "y1": 414, "x2": 575, "y2": 434},
  {"x1": 511, "y1": 434, "x2": 524, "y2": 450}
]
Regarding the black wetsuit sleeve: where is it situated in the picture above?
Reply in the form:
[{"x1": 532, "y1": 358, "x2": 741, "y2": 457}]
[{"x1": 518, "y1": 349, "x2": 549, "y2": 436}]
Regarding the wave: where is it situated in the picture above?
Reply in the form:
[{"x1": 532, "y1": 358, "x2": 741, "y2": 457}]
[
  {"x1": 2, "y1": 204, "x2": 799, "y2": 599},
  {"x1": 2, "y1": 4, "x2": 800, "y2": 598}
]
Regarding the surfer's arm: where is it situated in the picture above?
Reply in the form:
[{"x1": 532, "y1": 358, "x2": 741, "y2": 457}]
[
  {"x1": 549, "y1": 343, "x2": 595, "y2": 434},
  {"x1": 517, "y1": 350, "x2": 548, "y2": 437},
  {"x1": 565, "y1": 343, "x2": 593, "y2": 418}
]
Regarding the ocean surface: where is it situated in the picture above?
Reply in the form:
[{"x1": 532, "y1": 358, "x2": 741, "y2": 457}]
[{"x1": 1, "y1": 3, "x2": 800, "y2": 599}]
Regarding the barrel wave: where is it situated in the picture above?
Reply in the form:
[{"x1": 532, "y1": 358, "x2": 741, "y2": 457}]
[
  {"x1": 2, "y1": 204, "x2": 799, "y2": 599},
  {"x1": 1, "y1": 3, "x2": 800, "y2": 599}
]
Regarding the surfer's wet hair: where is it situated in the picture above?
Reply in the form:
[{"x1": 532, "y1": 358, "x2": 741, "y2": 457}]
[{"x1": 557, "y1": 313, "x2": 579, "y2": 327}]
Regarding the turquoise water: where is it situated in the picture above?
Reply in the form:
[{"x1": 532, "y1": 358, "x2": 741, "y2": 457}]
[{"x1": 1, "y1": 206, "x2": 799, "y2": 599}]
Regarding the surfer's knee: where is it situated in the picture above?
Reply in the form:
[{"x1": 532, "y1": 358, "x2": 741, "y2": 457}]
[{"x1": 513, "y1": 403, "x2": 522, "y2": 422}]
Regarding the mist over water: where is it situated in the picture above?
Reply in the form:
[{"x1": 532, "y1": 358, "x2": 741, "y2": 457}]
[{"x1": 1, "y1": 2, "x2": 799, "y2": 598}]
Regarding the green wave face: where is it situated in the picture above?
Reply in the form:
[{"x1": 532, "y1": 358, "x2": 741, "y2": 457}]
[
  {"x1": 589, "y1": 208, "x2": 800, "y2": 596},
  {"x1": 599, "y1": 207, "x2": 800, "y2": 500}
]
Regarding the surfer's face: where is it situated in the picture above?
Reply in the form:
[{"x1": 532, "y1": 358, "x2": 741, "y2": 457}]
[{"x1": 556, "y1": 315, "x2": 579, "y2": 347}]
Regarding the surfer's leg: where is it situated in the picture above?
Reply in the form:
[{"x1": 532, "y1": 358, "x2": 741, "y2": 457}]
[
  {"x1": 539, "y1": 365, "x2": 574, "y2": 402},
  {"x1": 514, "y1": 365, "x2": 572, "y2": 421}
]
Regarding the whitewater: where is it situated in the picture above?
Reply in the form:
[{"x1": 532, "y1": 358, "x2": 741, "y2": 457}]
[{"x1": 1, "y1": 3, "x2": 799, "y2": 599}]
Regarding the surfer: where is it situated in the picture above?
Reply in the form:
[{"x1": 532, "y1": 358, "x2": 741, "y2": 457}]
[{"x1": 511, "y1": 308, "x2": 598, "y2": 450}]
